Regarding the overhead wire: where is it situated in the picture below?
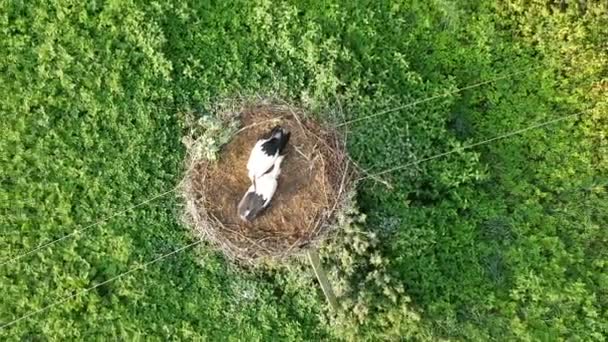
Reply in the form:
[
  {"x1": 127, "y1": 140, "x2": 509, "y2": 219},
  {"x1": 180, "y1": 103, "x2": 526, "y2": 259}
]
[
  {"x1": 0, "y1": 186, "x2": 179, "y2": 267},
  {"x1": 337, "y1": 65, "x2": 544, "y2": 127},
  {"x1": 1, "y1": 66, "x2": 541, "y2": 268},
  {"x1": 361, "y1": 109, "x2": 591, "y2": 179},
  {"x1": 0, "y1": 239, "x2": 203, "y2": 330},
  {"x1": 3, "y1": 64, "x2": 596, "y2": 330}
]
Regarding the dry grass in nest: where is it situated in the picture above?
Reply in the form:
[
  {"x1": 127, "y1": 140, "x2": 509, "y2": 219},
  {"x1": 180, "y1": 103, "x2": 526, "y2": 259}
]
[{"x1": 181, "y1": 102, "x2": 357, "y2": 263}]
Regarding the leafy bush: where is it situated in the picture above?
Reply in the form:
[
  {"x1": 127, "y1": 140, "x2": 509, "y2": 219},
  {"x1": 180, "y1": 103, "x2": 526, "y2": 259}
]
[
  {"x1": 1, "y1": 0, "x2": 606, "y2": 340},
  {"x1": 180, "y1": 109, "x2": 239, "y2": 162},
  {"x1": 321, "y1": 193, "x2": 431, "y2": 340}
]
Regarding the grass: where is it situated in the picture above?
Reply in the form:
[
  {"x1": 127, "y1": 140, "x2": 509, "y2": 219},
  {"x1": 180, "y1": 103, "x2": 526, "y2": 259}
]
[{"x1": 1, "y1": 0, "x2": 606, "y2": 340}]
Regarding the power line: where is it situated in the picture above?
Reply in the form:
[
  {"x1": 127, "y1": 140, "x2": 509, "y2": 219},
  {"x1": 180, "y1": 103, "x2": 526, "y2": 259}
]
[
  {"x1": 0, "y1": 186, "x2": 178, "y2": 267},
  {"x1": 0, "y1": 239, "x2": 203, "y2": 330},
  {"x1": 1, "y1": 66, "x2": 539, "y2": 268},
  {"x1": 0, "y1": 66, "x2": 595, "y2": 329},
  {"x1": 361, "y1": 108, "x2": 591, "y2": 179},
  {"x1": 337, "y1": 65, "x2": 543, "y2": 127},
  {"x1": 0, "y1": 108, "x2": 594, "y2": 329}
]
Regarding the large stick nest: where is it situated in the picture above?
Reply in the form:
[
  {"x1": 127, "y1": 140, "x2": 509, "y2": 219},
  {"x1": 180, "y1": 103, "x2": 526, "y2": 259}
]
[{"x1": 181, "y1": 101, "x2": 357, "y2": 263}]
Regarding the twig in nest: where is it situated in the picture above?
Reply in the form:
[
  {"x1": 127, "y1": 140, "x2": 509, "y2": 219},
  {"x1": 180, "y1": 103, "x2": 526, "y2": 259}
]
[
  {"x1": 293, "y1": 145, "x2": 311, "y2": 161},
  {"x1": 285, "y1": 103, "x2": 307, "y2": 135},
  {"x1": 181, "y1": 100, "x2": 358, "y2": 263},
  {"x1": 319, "y1": 156, "x2": 330, "y2": 206},
  {"x1": 235, "y1": 116, "x2": 284, "y2": 135}
]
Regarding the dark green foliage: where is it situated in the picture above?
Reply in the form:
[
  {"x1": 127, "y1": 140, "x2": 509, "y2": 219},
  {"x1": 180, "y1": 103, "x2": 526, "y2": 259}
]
[{"x1": 1, "y1": 0, "x2": 606, "y2": 339}]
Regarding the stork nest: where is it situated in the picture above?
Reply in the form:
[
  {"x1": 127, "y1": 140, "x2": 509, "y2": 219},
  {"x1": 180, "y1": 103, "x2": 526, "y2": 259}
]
[{"x1": 181, "y1": 102, "x2": 357, "y2": 263}]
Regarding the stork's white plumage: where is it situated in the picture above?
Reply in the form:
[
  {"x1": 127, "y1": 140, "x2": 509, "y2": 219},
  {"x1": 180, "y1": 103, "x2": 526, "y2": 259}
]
[
  {"x1": 238, "y1": 155, "x2": 285, "y2": 221},
  {"x1": 246, "y1": 126, "x2": 290, "y2": 183}
]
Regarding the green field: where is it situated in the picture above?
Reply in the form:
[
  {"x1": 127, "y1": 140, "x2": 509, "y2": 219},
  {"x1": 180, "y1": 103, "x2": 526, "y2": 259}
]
[{"x1": 1, "y1": 0, "x2": 607, "y2": 340}]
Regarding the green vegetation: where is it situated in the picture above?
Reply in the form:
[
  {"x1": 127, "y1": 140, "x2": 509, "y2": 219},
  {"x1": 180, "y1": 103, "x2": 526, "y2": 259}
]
[{"x1": 1, "y1": 0, "x2": 606, "y2": 340}]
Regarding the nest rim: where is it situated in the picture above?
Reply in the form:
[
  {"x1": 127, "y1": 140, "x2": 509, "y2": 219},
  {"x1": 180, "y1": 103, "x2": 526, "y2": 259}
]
[{"x1": 181, "y1": 100, "x2": 357, "y2": 263}]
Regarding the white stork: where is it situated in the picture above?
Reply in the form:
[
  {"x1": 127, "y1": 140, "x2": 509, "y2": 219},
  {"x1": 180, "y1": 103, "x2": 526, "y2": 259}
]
[
  {"x1": 246, "y1": 126, "x2": 290, "y2": 187},
  {"x1": 238, "y1": 155, "x2": 285, "y2": 222}
]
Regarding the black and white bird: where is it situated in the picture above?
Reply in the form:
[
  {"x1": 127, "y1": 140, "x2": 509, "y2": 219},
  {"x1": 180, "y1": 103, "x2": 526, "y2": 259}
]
[
  {"x1": 246, "y1": 126, "x2": 290, "y2": 187},
  {"x1": 238, "y1": 155, "x2": 285, "y2": 222}
]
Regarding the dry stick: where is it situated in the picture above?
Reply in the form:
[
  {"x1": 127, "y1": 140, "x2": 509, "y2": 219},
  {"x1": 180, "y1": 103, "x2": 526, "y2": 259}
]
[
  {"x1": 1, "y1": 186, "x2": 178, "y2": 267},
  {"x1": 286, "y1": 105, "x2": 307, "y2": 134},
  {"x1": 308, "y1": 157, "x2": 349, "y2": 240},
  {"x1": 287, "y1": 103, "x2": 339, "y2": 198},
  {"x1": 207, "y1": 211, "x2": 274, "y2": 257},
  {"x1": 335, "y1": 94, "x2": 347, "y2": 141},
  {"x1": 235, "y1": 116, "x2": 284, "y2": 135},
  {"x1": 319, "y1": 152, "x2": 331, "y2": 206},
  {"x1": 345, "y1": 153, "x2": 393, "y2": 189},
  {"x1": 307, "y1": 248, "x2": 339, "y2": 311},
  {"x1": 283, "y1": 207, "x2": 320, "y2": 257},
  {"x1": 362, "y1": 109, "x2": 592, "y2": 180},
  {"x1": 311, "y1": 214, "x2": 326, "y2": 242},
  {"x1": 0, "y1": 239, "x2": 203, "y2": 330},
  {"x1": 202, "y1": 211, "x2": 246, "y2": 258},
  {"x1": 296, "y1": 112, "x2": 390, "y2": 190},
  {"x1": 331, "y1": 160, "x2": 350, "y2": 215},
  {"x1": 336, "y1": 112, "x2": 393, "y2": 189},
  {"x1": 293, "y1": 145, "x2": 311, "y2": 161},
  {"x1": 283, "y1": 234, "x2": 304, "y2": 258}
]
